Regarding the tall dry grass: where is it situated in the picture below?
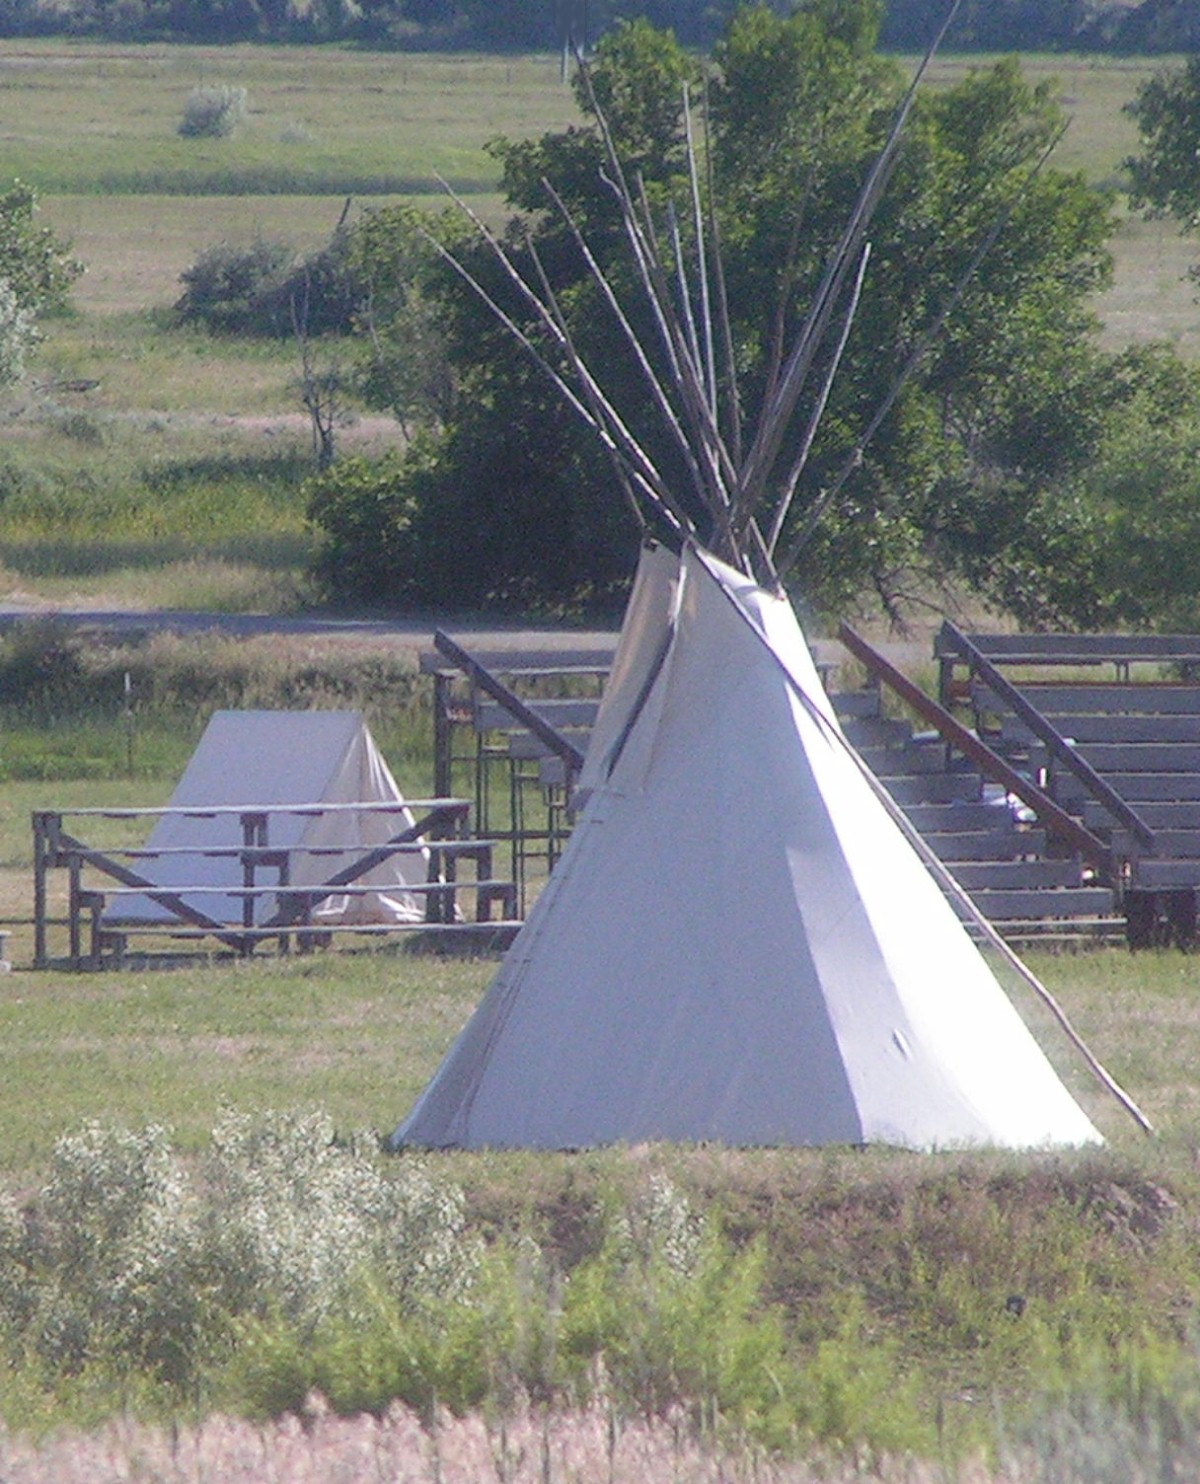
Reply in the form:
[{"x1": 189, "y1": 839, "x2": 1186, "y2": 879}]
[{"x1": 0, "y1": 1400, "x2": 995, "y2": 1484}]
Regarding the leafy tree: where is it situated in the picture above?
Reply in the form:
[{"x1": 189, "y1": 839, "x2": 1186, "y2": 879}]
[
  {"x1": 0, "y1": 180, "x2": 82, "y2": 389},
  {"x1": 1126, "y1": 57, "x2": 1200, "y2": 229},
  {"x1": 343, "y1": 206, "x2": 453, "y2": 435},
  {"x1": 320, "y1": 5, "x2": 1200, "y2": 632},
  {"x1": 0, "y1": 180, "x2": 81, "y2": 319},
  {"x1": 319, "y1": 5, "x2": 1128, "y2": 620},
  {"x1": 1059, "y1": 347, "x2": 1200, "y2": 631}
]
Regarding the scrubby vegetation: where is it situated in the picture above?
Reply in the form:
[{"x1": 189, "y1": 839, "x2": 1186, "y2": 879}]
[
  {"x1": 2, "y1": 1106, "x2": 1200, "y2": 1475},
  {"x1": 174, "y1": 230, "x2": 361, "y2": 337},
  {"x1": 177, "y1": 85, "x2": 248, "y2": 140}
]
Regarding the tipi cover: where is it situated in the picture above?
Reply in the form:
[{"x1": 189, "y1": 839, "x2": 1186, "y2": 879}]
[
  {"x1": 109, "y1": 710, "x2": 428, "y2": 928},
  {"x1": 393, "y1": 546, "x2": 1101, "y2": 1152}
]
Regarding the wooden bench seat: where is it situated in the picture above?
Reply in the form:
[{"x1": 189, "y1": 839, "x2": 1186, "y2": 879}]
[
  {"x1": 982, "y1": 682, "x2": 1200, "y2": 716},
  {"x1": 948, "y1": 859, "x2": 1092, "y2": 890},
  {"x1": 939, "y1": 631, "x2": 1200, "y2": 669},
  {"x1": 961, "y1": 886, "x2": 1117, "y2": 921},
  {"x1": 475, "y1": 698, "x2": 602, "y2": 734},
  {"x1": 922, "y1": 827, "x2": 1049, "y2": 862}
]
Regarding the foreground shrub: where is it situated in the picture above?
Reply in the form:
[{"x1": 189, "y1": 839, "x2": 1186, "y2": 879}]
[
  {"x1": 5, "y1": 1128, "x2": 1197, "y2": 1464},
  {"x1": 224, "y1": 1173, "x2": 925, "y2": 1457},
  {"x1": 0, "y1": 1113, "x2": 478, "y2": 1388},
  {"x1": 178, "y1": 85, "x2": 247, "y2": 139}
]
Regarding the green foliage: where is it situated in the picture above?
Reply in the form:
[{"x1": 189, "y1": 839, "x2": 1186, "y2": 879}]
[
  {"x1": 0, "y1": 617, "x2": 88, "y2": 708},
  {"x1": 1126, "y1": 56, "x2": 1200, "y2": 229},
  {"x1": 174, "y1": 231, "x2": 362, "y2": 338},
  {"x1": 4, "y1": 0, "x2": 1196, "y2": 53},
  {"x1": 225, "y1": 1171, "x2": 933, "y2": 1457},
  {"x1": 305, "y1": 451, "x2": 425, "y2": 607},
  {"x1": 344, "y1": 206, "x2": 453, "y2": 432},
  {"x1": 557, "y1": 1183, "x2": 800, "y2": 1441},
  {"x1": 0, "y1": 180, "x2": 82, "y2": 317},
  {"x1": 0, "y1": 179, "x2": 81, "y2": 386},
  {"x1": 0, "y1": 1112, "x2": 480, "y2": 1390},
  {"x1": 0, "y1": 280, "x2": 35, "y2": 389},
  {"x1": 177, "y1": 85, "x2": 248, "y2": 139},
  {"x1": 1061, "y1": 350, "x2": 1200, "y2": 630},
  {"x1": 318, "y1": 9, "x2": 1131, "y2": 620},
  {"x1": 174, "y1": 238, "x2": 295, "y2": 334}
]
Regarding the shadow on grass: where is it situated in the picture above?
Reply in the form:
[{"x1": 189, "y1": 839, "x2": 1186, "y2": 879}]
[
  {"x1": 90, "y1": 169, "x2": 498, "y2": 196},
  {"x1": 144, "y1": 451, "x2": 314, "y2": 492},
  {"x1": 0, "y1": 535, "x2": 312, "y2": 578}
]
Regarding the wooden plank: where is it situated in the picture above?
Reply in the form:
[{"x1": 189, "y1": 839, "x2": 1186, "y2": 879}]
[
  {"x1": 924, "y1": 828, "x2": 1049, "y2": 862},
  {"x1": 1133, "y1": 862, "x2": 1200, "y2": 889},
  {"x1": 1112, "y1": 828, "x2": 1200, "y2": 857},
  {"x1": 1068, "y1": 773, "x2": 1200, "y2": 802},
  {"x1": 475, "y1": 698, "x2": 601, "y2": 733},
  {"x1": 830, "y1": 689, "x2": 883, "y2": 719},
  {"x1": 1085, "y1": 800, "x2": 1200, "y2": 830},
  {"x1": 949, "y1": 860, "x2": 1088, "y2": 890},
  {"x1": 54, "y1": 798, "x2": 471, "y2": 820},
  {"x1": 93, "y1": 920, "x2": 523, "y2": 942},
  {"x1": 99, "y1": 879, "x2": 515, "y2": 899},
  {"x1": 421, "y1": 646, "x2": 615, "y2": 676},
  {"x1": 965, "y1": 887, "x2": 1116, "y2": 920},
  {"x1": 837, "y1": 716, "x2": 913, "y2": 746},
  {"x1": 1021, "y1": 684, "x2": 1200, "y2": 715},
  {"x1": 938, "y1": 629, "x2": 1200, "y2": 666},
  {"x1": 1070, "y1": 743, "x2": 1200, "y2": 772},
  {"x1": 853, "y1": 743, "x2": 950, "y2": 776},
  {"x1": 877, "y1": 774, "x2": 982, "y2": 805},
  {"x1": 902, "y1": 801, "x2": 1019, "y2": 831},
  {"x1": 971, "y1": 681, "x2": 1200, "y2": 718},
  {"x1": 1011, "y1": 714, "x2": 1200, "y2": 744}
]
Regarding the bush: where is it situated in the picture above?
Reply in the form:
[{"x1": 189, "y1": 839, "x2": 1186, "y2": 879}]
[
  {"x1": 175, "y1": 231, "x2": 363, "y2": 338},
  {"x1": 178, "y1": 85, "x2": 247, "y2": 139},
  {"x1": 305, "y1": 451, "x2": 426, "y2": 607},
  {"x1": 0, "y1": 1112, "x2": 479, "y2": 1389},
  {"x1": 174, "y1": 238, "x2": 294, "y2": 335},
  {"x1": 0, "y1": 616, "x2": 87, "y2": 706}
]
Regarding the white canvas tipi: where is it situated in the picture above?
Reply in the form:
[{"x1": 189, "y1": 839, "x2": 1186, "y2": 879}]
[
  {"x1": 393, "y1": 544, "x2": 1102, "y2": 1151},
  {"x1": 109, "y1": 710, "x2": 429, "y2": 929},
  {"x1": 393, "y1": 31, "x2": 1141, "y2": 1151}
]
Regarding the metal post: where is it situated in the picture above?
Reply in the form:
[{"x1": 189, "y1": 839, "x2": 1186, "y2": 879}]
[{"x1": 32, "y1": 811, "x2": 50, "y2": 969}]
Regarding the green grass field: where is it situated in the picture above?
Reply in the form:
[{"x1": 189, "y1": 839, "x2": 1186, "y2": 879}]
[
  {"x1": 1, "y1": 43, "x2": 579, "y2": 196},
  {"x1": 0, "y1": 943, "x2": 1175, "y2": 1184},
  {"x1": 0, "y1": 42, "x2": 1193, "y2": 613}
]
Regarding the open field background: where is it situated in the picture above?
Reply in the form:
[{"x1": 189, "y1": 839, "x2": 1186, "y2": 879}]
[{"x1": 0, "y1": 44, "x2": 1194, "y2": 621}]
